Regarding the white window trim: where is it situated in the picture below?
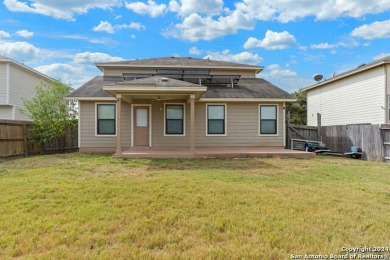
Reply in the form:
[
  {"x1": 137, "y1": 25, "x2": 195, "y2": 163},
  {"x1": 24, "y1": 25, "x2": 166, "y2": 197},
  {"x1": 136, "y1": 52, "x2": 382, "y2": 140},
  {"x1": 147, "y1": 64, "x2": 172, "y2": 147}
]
[
  {"x1": 164, "y1": 103, "x2": 186, "y2": 136},
  {"x1": 258, "y1": 104, "x2": 279, "y2": 137},
  {"x1": 206, "y1": 103, "x2": 227, "y2": 136},
  {"x1": 95, "y1": 102, "x2": 117, "y2": 137},
  {"x1": 131, "y1": 104, "x2": 152, "y2": 148}
]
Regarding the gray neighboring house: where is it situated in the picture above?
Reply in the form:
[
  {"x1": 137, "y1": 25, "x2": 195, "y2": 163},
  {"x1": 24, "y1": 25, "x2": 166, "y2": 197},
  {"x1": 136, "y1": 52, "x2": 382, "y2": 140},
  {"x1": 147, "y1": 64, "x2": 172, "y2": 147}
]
[
  {"x1": 305, "y1": 56, "x2": 390, "y2": 126},
  {"x1": 0, "y1": 55, "x2": 53, "y2": 121},
  {"x1": 67, "y1": 57, "x2": 295, "y2": 154}
]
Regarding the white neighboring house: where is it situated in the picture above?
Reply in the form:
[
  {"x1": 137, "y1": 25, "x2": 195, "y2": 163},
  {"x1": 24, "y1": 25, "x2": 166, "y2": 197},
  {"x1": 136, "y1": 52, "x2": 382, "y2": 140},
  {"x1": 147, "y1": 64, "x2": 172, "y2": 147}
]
[
  {"x1": 0, "y1": 55, "x2": 53, "y2": 121},
  {"x1": 305, "y1": 56, "x2": 390, "y2": 126}
]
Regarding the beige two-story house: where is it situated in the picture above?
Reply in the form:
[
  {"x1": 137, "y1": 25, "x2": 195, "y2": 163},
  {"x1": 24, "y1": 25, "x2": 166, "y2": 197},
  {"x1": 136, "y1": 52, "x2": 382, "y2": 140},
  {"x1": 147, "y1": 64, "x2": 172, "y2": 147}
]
[
  {"x1": 68, "y1": 57, "x2": 296, "y2": 157},
  {"x1": 0, "y1": 55, "x2": 53, "y2": 121}
]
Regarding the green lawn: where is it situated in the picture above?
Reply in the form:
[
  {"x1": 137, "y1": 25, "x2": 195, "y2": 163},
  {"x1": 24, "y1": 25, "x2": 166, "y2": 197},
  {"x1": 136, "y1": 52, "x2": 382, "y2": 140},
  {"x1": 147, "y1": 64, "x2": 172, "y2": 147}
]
[{"x1": 0, "y1": 154, "x2": 389, "y2": 259}]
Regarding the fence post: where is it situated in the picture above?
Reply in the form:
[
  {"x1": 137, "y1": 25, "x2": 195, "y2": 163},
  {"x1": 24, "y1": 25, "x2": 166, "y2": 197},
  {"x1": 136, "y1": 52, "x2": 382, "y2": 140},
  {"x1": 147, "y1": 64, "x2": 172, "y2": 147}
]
[
  {"x1": 286, "y1": 111, "x2": 291, "y2": 149},
  {"x1": 317, "y1": 113, "x2": 322, "y2": 142},
  {"x1": 23, "y1": 123, "x2": 28, "y2": 157}
]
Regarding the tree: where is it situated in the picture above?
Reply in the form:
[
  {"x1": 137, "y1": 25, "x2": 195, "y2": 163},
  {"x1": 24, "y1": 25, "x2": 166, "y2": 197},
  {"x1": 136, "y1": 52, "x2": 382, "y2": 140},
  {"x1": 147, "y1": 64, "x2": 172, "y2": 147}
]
[
  {"x1": 286, "y1": 88, "x2": 307, "y2": 125},
  {"x1": 22, "y1": 81, "x2": 77, "y2": 149}
]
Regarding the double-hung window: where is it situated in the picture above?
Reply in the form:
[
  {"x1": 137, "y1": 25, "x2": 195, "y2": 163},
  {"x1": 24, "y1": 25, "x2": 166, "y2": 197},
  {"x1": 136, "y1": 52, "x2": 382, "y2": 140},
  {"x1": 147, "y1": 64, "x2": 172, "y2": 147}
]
[
  {"x1": 260, "y1": 105, "x2": 277, "y2": 135},
  {"x1": 207, "y1": 104, "x2": 226, "y2": 135},
  {"x1": 165, "y1": 104, "x2": 184, "y2": 135},
  {"x1": 97, "y1": 104, "x2": 116, "y2": 135}
]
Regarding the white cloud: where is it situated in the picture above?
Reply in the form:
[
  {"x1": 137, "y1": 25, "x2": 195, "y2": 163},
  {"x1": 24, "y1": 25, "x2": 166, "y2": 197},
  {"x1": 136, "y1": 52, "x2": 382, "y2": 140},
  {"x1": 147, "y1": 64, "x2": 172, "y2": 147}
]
[
  {"x1": 260, "y1": 64, "x2": 312, "y2": 91},
  {"x1": 237, "y1": 0, "x2": 390, "y2": 23},
  {"x1": 3, "y1": 0, "x2": 121, "y2": 21},
  {"x1": 93, "y1": 21, "x2": 146, "y2": 34},
  {"x1": 373, "y1": 53, "x2": 390, "y2": 60},
  {"x1": 243, "y1": 30, "x2": 297, "y2": 50},
  {"x1": 52, "y1": 34, "x2": 118, "y2": 45},
  {"x1": 15, "y1": 29, "x2": 34, "y2": 38},
  {"x1": 163, "y1": 0, "x2": 390, "y2": 41},
  {"x1": 0, "y1": 30, "x2": 11, "y2": 38},
  {"x1": 125, "y1": 0, "x2": 167, "y2": 18},
  {"x1": 0, "y1": 41, "x2": 41, "y2": 61},
  {"x1": 169, "y1": 0, "x2": 223, "y2": 16},
  {"x1": 351, "y1": 20, "x2": 390, "y2": 40},
  {"x1": 163, "y1": 10, "x2": 254, "y2": 41},
  {"x1": 189, "y1": 47, "x2": 202, "y2": 55},
  {"x1": 73, "y1": 52, "x2": 124, "y2": 65},
  {"x1": 34, "y1": 63, "x2": 96, "y2": 87},
  {"x1": 262, "y1": 64, "x2": 297, "y2": 78},
  {"x1": 203, "y1": 50, "x2": 262, "y2": 65},
  {"x1": 310, "y1": 42, "x2": 346, "y2": 49},
  {"x1": 93, "y1": 21, "x2": 115, "y2": 33}
]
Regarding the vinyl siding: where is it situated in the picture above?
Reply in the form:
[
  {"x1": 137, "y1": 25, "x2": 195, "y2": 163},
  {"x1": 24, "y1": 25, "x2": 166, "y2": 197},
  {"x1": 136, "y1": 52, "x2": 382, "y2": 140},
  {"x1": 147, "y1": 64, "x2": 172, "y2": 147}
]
[
  {"x1": 9, "y1": 64, "x2": 49, "y2": 121},
  {"x1": 79, "y1": 101, "x2": 285, "y2": 149},
  {"x1": 79, "y1": 101, "x2": 131, "y2": 149},
  {"x1": 0, "y1": 64, "x2": 7, "y2": 104},
  {"x1": 103, "y1": 68, "x2": 256, "y2": 78},
  {"x1": 387, "y1": 65, "x2": 390, "y2": 123},
  {"x1": 307, "y1": 66, "x2": 386, "y2": 126},
  {"x1": 0, "y1": 106, "x2": 13, "y2": 119},
  {"x1": 194, "y1": 103, "x2": 284, "y2": 146}
]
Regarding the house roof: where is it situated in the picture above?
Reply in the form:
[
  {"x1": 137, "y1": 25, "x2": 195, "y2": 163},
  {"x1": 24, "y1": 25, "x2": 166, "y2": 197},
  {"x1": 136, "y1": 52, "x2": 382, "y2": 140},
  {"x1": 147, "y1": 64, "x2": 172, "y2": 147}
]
[
  {"x1": 304, "y1": 55, "x2": 390, "y2": 91},
  {"x1": 96, "y1": 57, "x2": 263, "y2": 73},
  {"x1": 67, "y1": 76, "x2": 294, "y2": 101},
  {"x1": 0, "y1": 55, "x2": 54, "y2": 82}
]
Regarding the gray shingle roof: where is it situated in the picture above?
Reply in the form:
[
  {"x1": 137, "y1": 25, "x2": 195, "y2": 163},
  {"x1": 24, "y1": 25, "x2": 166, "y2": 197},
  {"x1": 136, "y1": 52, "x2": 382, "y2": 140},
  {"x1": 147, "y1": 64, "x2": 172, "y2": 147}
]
[
  {"x1": 68, "y1": 76, "x2": 294, "y2": 100},
  {"x1": 67, "y1": 76, "x2": 112, "y2": 97},
  {"x1": 96, "y1": 56, "x2": 262, "y2": 69}
]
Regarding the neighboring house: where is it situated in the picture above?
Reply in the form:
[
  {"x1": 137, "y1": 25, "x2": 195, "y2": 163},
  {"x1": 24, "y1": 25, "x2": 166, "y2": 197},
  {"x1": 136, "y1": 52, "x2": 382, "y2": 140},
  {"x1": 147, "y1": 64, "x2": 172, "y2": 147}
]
[
  {"x1": 67, "y1": 57, "x2": 295, "y2": 154},
  {"x1": 305, "y1": 56, "x2": 390, "y2": 126},
  {"x1": 0, "y1": 55, "x2": 53, "y2": 121}
]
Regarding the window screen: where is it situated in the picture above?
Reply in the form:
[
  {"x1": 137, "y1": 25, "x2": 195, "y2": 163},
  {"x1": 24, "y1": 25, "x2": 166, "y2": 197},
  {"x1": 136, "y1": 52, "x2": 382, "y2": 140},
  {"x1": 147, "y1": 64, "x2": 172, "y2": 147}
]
[
  {"x1": 166, "y1": 105, "x2": 184, "y2": 135},
  {"x1": 207, "y1": 105, "x2": 225, "y2": 135},
  {"x1": 97, "y1": 104, "x2": 116, "y2": 135},
  {"x1": 260, "y1": 105, "x2": 277, "y2": 134}
]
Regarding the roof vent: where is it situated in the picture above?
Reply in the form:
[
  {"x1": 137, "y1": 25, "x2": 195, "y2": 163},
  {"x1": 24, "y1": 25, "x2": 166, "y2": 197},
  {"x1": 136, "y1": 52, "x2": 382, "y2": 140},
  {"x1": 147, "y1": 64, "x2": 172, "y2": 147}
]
[
  {"x1": 161, "y1": 77, "x2": 169, "y2": 82},
  {"x1": 357, "y1": 63, "x2": 366, "y2": 68}
]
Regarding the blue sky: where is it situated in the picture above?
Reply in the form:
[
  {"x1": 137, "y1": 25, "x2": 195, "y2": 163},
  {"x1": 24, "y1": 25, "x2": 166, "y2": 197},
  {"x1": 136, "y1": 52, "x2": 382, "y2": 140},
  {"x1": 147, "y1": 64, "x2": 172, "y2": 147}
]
[{"x1": 0, "y1": 0, "x2": 389, "y2": 91}]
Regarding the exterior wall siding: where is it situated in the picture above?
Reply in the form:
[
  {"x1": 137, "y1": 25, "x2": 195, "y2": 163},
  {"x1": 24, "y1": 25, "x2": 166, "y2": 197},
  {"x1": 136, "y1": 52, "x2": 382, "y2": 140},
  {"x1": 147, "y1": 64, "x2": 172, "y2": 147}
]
[
  {"x1": 9, "y1": 64, "x2": 49, "y2": 121},
  {"x1": 307, "y1": 66, "x2": 386, "y2": 126},
  {"x1": 79, "y1": 101, "x2": 131, "y2": 149},
  {"x1": 79, "y1": 101, "x2": 285, "y2": 149},
  {"x1": 387, "y1": 65, "x2": 390, "y2": 123},
  {"x1": 0, "y1": 106, "x2": 13, "y2": 119},
  {"x1": 0, "y1": 64, "x2": 7, "y2": 104}
]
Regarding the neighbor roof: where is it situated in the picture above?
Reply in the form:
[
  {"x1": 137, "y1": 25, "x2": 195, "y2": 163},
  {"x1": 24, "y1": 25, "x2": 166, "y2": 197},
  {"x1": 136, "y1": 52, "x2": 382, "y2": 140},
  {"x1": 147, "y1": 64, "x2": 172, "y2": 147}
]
[
  {"x1": 0, "y1": 55, "x2": 54, "y2": 82},
  {"x1": 304, "y1": 55, "x2": 390, "y2": 91},
  {"x1": 96, "y1": 57, "x2": 263, "y2": 73},
  {"x1": 67, "y1": 76, "x2": 294, "y2": 101}
]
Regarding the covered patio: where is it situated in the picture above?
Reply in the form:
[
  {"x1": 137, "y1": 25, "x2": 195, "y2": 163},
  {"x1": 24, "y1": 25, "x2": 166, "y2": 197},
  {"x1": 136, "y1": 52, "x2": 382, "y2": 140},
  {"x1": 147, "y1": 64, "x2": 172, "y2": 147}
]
[{"x1": 117, "y1": 146, "x2": 315, "y2": 159}]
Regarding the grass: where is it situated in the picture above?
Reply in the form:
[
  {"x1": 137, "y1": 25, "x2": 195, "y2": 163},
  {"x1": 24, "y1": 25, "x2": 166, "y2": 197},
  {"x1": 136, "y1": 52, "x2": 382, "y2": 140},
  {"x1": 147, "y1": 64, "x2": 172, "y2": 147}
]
[{"x1": 0, "y1": 154, "x2": 389, "y2": 259}]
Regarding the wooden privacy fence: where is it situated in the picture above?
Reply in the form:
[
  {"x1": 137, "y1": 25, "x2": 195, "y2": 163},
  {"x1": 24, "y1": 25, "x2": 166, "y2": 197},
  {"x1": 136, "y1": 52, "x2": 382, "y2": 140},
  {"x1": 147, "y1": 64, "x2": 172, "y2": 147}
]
[
  {"x1": 287, "y1": 120, "x2": 390, "y2": 162},
  {"x1": 0, "y1": 119, "x2": 78, "y2": 158}
]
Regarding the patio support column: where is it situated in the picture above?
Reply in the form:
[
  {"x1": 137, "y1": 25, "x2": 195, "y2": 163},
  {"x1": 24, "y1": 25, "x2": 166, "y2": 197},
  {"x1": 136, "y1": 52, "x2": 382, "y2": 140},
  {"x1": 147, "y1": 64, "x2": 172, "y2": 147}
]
[
  {"x1": 190, "y1": 94, "x2": 195, "y2": 152},
  {"x1": 115, "y1": 94, "x2": 122, "y2": 155}
]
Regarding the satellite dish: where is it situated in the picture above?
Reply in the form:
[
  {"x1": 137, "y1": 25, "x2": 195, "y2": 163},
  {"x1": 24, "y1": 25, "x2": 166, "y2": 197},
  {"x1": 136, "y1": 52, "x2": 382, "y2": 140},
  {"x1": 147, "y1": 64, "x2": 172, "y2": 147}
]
[{"x1": 313, "y1": 74, "x2": 323, "y2": 82}]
